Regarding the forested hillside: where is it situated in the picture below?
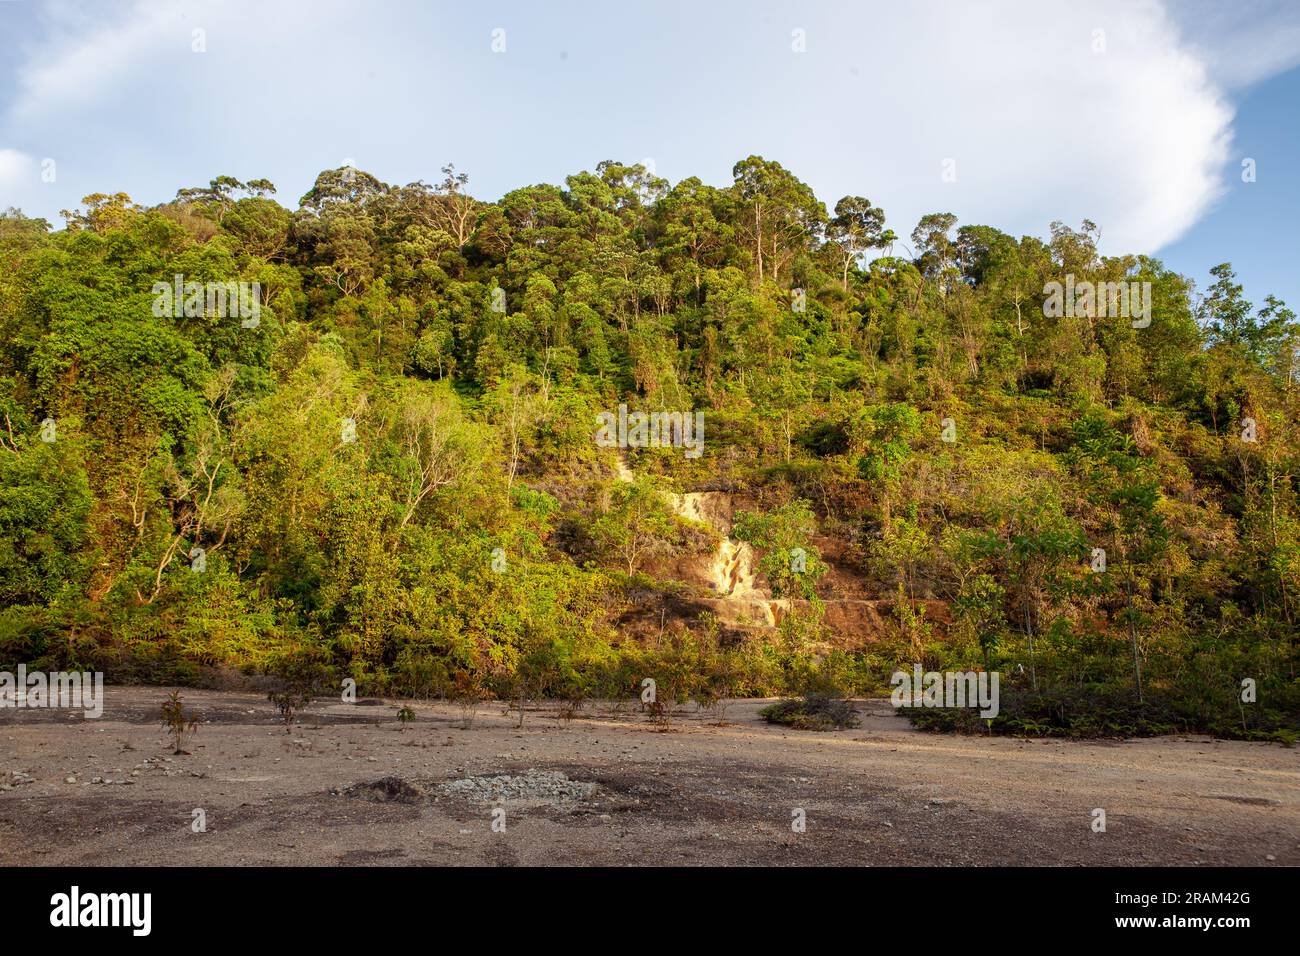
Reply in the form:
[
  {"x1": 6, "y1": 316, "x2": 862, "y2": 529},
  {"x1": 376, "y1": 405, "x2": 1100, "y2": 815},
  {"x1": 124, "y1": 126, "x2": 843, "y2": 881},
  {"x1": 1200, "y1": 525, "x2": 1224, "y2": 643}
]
[{"x1": 1, "y1": 158, "x2": 1296, "y2": 738}]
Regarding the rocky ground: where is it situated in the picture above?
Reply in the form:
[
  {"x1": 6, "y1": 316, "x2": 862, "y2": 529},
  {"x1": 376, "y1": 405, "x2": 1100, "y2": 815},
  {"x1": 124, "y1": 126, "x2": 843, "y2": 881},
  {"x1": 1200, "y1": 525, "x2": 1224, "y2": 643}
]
[{"x1": 1, "y1": 687, "x2": 1296, "y2": 866}]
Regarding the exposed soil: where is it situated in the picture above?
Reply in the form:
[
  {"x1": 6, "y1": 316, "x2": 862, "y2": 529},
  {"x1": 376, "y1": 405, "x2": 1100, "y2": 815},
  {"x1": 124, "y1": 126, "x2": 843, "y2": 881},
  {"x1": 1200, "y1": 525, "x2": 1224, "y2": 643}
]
[{"x1": 1, "y1": 687, "x2": 1296, "y2": 866}]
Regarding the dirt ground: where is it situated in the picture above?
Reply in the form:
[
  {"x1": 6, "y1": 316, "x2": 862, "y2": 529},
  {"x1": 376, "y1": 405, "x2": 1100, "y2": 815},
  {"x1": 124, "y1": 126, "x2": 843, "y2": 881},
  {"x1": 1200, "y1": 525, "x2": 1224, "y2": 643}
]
[{"x1": 1, "y1": 687, "x2": 1296, "y2": 866}]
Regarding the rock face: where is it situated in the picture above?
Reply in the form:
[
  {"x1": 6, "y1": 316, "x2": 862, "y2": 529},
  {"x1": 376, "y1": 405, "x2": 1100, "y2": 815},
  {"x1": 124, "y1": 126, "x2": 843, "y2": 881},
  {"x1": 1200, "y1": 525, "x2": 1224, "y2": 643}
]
[
  {"x1": 820, "y1": 599, "x2": 889, "y2": 637},
  {"x1": 616, "y1": 457, "x2": 811, "y2": 633},
  {"x1": 657, "y1": 475, "x2": 779, "y2": 627},
  {"x1": 614, "y1": 456, "x2": 948, "y2": 645}
]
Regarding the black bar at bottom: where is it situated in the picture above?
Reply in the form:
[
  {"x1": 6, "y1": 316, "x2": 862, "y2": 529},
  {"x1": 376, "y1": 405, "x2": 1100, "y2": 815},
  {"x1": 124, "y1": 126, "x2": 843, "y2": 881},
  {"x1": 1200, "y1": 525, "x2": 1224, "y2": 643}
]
[{"x1": 1, "y1": 865, "x2": 1279, "y2": 941}]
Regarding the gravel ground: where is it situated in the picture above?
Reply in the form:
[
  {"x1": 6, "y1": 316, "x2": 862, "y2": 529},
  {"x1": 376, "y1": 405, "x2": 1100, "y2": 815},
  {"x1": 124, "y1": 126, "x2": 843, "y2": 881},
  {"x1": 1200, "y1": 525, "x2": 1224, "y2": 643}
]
[{"x1": 0, "y1": 686, "x2": 1296, "y2": 866}]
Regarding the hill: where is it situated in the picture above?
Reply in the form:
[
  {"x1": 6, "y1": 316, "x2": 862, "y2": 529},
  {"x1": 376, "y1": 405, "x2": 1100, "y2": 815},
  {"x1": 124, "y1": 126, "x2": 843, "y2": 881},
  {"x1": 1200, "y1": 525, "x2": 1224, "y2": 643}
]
[{"x1": 1, "y1": 158, "x2": 1296, "y2": 739}]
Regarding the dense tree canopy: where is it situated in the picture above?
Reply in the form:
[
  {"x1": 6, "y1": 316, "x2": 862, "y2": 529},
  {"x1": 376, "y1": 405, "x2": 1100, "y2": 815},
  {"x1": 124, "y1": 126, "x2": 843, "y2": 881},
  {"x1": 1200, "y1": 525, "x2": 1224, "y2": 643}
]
[{"x1": 1, "y1": 157, "x2": 1296, "y2": 738}]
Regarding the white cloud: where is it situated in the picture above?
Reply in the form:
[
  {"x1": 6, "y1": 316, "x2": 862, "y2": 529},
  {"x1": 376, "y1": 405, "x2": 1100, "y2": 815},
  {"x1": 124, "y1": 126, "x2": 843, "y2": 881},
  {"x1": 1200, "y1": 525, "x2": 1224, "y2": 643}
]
[
  {"x1": 1165, "y1": 0, "x2": 1300, "y2": 89},
  {"x1": 10, "y1": 1, "x2": 181, "y2": 122},
  {"x1": 0, "y1": 148, "x2": 35, "y2": 203},
  {"x1": 780, "y1": 0, "x2": 1236, "y2": 254},
  {"x1": 0, "y1": 0, "x2": 1289, "y2": 255},
  {"x1": 7, "y1": 0, "x2": 355, "y2": 122}
]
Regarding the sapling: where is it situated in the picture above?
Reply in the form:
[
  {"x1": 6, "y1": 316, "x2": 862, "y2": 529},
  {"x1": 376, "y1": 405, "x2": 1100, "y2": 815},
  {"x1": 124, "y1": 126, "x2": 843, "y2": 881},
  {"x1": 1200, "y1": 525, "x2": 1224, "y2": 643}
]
[
  {"x1": 160, "y1": 691, "x2": 200, "y2": 755},
  {"x1": 396, "y1": 705, "x2": 415, "y2": 730}
]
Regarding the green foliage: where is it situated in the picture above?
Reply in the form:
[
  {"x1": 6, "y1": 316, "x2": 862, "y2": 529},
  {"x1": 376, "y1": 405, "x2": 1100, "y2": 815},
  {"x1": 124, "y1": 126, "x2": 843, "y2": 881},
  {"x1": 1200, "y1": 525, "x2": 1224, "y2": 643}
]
[
  {"x1": 0, "y1": 162, "x2": 1295, "y2": 740},
  {"x1": 160, "y1": 690, "x2": 200, "y2": 754},
  {"x1": 590, "y1": 475, "x2": 677, "y2": 576},
  {"x1": 759, "y1": 693, "x2": 861, "y2": 731},
  {"x1": 905, "y1": 687, "x2": 1181, "y2": 739},
  {"x1": 733, "y1": 499, "x2": 827, "y2": 599},
  {"x1": 267, "y1": 647, "x2": 333, "y2": 731},
  {"x1": 0, "y1": 434, "x2": 92, "y2": 605}
]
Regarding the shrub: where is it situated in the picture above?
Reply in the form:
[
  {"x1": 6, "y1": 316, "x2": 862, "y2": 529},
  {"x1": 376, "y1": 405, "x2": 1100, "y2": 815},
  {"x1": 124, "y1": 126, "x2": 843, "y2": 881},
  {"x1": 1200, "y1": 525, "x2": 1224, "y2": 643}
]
[
  {"x1": 760, "y1": 692, "x2": 861, "y2": 731},
  {"x1": 902, "y1": 685, "x2": 1179, "y2": 738},
  {"x1": 396, "y1": 705, "x2": 415, "y2": 730},
  {"x1": 160, "y1": 690, "x2": 200, "y2": 754},
  {"x1": 267, "y1": 649, "x2": 332, "y2": 732},
  {"x1": 450, "y1": 669, "x2": 486, "y2": 728}
]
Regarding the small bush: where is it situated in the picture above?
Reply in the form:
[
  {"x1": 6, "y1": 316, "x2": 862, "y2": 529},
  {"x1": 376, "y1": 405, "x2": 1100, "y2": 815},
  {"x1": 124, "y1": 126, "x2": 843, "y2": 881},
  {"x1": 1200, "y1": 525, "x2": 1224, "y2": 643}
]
[
  {"x1": 267, "y1": 650, "x2": 332, "y2": 732},
  {"x1": 902, "y1": 686, "x2": 1179, "y2": 738},
  {"x1": 760, "y1": 692, "x2": 860, "y2": 731},
  {"x1": 396, "y1": 705, "x2": 415, "y2": 730},
  {"x1": 645, "y1": 698, "x2": 672, "y2": 728},
  {"x1": 449, "y1": 670, "x2": 486, "y2": 728},
  {"x1": 160, "y1": 690, "x2": 200, "y2": 754}
]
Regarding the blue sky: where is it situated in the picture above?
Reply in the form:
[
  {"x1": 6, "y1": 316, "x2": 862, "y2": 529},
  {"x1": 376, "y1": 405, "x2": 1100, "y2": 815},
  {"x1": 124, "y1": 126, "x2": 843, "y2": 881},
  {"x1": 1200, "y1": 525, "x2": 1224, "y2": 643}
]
[
  {"x1": 1, "y1": 0, "x2": 1297, "y2": 310},
  {"x1": 1157, "y1": 64, "x2": 1300, "y2": 311}
]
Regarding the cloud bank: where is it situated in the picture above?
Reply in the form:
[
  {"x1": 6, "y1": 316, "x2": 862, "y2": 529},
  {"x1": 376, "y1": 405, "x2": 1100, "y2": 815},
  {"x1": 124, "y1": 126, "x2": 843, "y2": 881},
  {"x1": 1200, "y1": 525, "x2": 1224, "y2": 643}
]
[{"x1": 0, "y1": 0, "x2": 1283, "y2": 255}]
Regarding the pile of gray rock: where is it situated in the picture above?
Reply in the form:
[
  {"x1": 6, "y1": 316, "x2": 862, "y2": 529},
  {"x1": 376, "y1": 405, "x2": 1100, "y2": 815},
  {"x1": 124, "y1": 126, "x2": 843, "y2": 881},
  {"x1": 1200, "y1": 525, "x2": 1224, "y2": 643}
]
[{"x1": 435, "y1": 770, "x2": 596, "y2": 804}]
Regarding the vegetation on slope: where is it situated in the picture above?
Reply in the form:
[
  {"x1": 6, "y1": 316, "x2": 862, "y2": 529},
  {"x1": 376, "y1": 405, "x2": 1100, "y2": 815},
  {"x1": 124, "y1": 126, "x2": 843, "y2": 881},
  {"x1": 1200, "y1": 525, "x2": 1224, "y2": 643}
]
[{"x1": 1, "y1": 157, "x2": 1296, "y2": 739}]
